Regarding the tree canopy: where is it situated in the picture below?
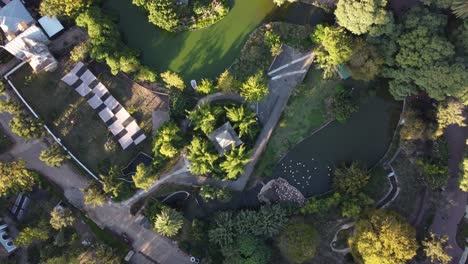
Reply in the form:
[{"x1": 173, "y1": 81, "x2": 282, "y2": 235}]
[
  {"x1": 196, "y1": 79, "x2": 217, "y2": 94},
  {"x1": 350, "y1": 210, "x2": 418, "y2": 264},
  {"x1": 199, "y1": 185, "x2": 232, "y2": 203},
  {"x1": 132, "y1": 164, "x2": 157, "y2": 191},
  {"x1": 9, "y1": 114, "x2": 45, "y2": 140},
  {"x1": 133, "y1": 0, "x2": 179, "y2": 32},
  {"x1": 311, "y1": 25, "x2": 354, "y2": 78},
  {"x1": 50, "y1": 208, "x2": 75, "y2": 230},
  {"x1": 152, "y1": 122, "x2": 183, "y2": 159},
  {"x1": 40, "y1": 0, "x2": 93, "y2": 18},
  {"x1": 333, "y1": 162, "x2": 370, "y2": 195},
  {"x1": 0, "y1": 160, "x2": 38, "y2": 197},
  {"x1": 187, "y1": 103, "x2": 223, "y2": 135},
  {"x1": 161, "y1": 71, "x2": 185, "y2": 90},
  {"x1": 377, "y1": 7, "x2": 468, "y2": 101},
  {"x1": 220, "y1": 145, "x2": 251, "y2": 180},
  {"x1": 277, "y1": 221, "x2": 319, "y2": 263},
  {"x1": 436, "y1": 99, "x2": 466, "y2": 132},
  {"x1": 153, "y1": 208, "x2": 184, "y2": 237},
  {"x1": 422, "y1": 233, "x2": 452, "y2": 264},
  {"x1": 40, "y1": 144, "x2": 68, "y2": 167},
  {"x1": 83, "y1": 181, "x2": 106, "y2": 208},
  {"x1": 187, "y1": 137, "x2": 219, "y2": 175},
  {"x1": 240, "y1": 72, "x2": 269, "y2": 103},
  {"x1": 335, "y1": 0, "x2": 394, "y2": 36},
  {"x1": 225, "y1": 105, "x2": 257, "y2": 138}
]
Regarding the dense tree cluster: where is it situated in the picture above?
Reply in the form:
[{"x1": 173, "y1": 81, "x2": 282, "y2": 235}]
[
  {"x1": 208, "y1": 204, "x2": 288, "y2": 249},
  {"x1": 373, "y1": 7, "x2": 468, "y2": 101},
  {"x1": 187, "y1": 137, "x2": 219, "y2": 175},
  {"x1": 187, "y1": 103, "x2": 223, "y2": 135},
  {"x1": 75, "y1": 7, "x2": 157, "y2": 81},
  {"x1": 132, "y1": 163, "x2": 158, "y2": 191}
]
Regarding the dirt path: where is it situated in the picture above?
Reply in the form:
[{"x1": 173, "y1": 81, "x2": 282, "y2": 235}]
[{"x1": 429, "y1": 121, "x2": 468, "y2": 263}]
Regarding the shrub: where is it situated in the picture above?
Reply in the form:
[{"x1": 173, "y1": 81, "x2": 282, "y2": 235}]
[
  {"x1": 330, "y1": 85, "x2": 359, "y2": 123},
  {"x1": 70, "y1": 42, "x2": 90, "y2": 62},
  {"x1": 199, "y1": 185, "x2": 232, "y2": 203}
]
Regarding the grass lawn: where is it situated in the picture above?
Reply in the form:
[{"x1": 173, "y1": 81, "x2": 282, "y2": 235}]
[
  {"x1": 254, "y1": 68, "x2": 339, "y2": 177},
  {"x1": 9, "y1": 60, "x2": 165, "y2": 175}
]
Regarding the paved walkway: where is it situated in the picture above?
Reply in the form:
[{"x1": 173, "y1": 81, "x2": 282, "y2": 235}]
[
  {"x1": 429, "y1": 122, "x2": 468, "y2": 264},
  {"x1": 0, "y1": 106, "x2": 191, "y2": 264}
]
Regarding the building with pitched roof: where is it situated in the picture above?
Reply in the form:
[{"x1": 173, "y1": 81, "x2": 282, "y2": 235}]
[
  {"x1": 207, "y1": 122, "x2": 242, "y2": 155},
  {"x1": 0, "y1": 0, "x2": 57, "y2": 73}
]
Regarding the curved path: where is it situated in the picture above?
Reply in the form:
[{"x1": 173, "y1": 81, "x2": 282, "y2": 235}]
[{"x1": 330, "y1": 151, "x2": 401, "y2": 253}]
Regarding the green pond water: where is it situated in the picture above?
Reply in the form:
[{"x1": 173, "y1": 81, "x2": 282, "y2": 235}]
[
  {"x1": 274, "y1": 89, "x2": 402, "y2": 198},
  {"x1": 103, "y1": 0, "x2": 276, "y2": 81}
]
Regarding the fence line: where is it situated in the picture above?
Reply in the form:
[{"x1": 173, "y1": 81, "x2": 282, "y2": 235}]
[{"x1": 4, "y1": 63, "x2": 101, "y2": 182}]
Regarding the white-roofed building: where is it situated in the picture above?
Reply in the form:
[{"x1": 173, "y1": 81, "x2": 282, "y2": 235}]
[
  {"x1": 207, "y1": 122, "x2": 243, "y2": 155},
  {"x1": 0, "y1": 0, "x2": 33, "y2": 41},
  {"x1": 0, "y1": 0, "x2": 57, "y2": 73},
  {"x1": 38, "y1": 16, "x2": 64, "y2": 38}
]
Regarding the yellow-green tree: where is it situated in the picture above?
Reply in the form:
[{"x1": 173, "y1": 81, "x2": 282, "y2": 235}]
[
  {"x1": 240, "y1": 72, "x2": 268, "y2": 103},
  {"x1": 220, "y1": 145, "x2": 251, "y2": 180},
  {"x1": 50, "y1": 208, "x2": 75, "y2": 230},
  {"x1": 132, "y1": 164, "x2": 157, "y2": 191},
  {"x1": 161, "y1": 71, "x2": 185, "y2": 90},
  {"x1": 422, "y1": 233, "x2": 452, "y2": 264},
  {"x1": 39, "y1": 143, "x2": 68, "y2": 167},
  {"x1": 40, "y1": 0, "x2": 93, "y2": 18},
  {"x1": 153, "y1": 208, "x2": 184, "y2": 237},
  {"x1": 349, "y1": 210, "x2": 418, "y2": 264},
  {"x1": 196, "y1": 79, "x2": 217, "y2": 94},
  {"x1": 217, "y1": 70, "x2": 239, "y2": 93},
  {"x1": 0, "y1": 160, "x2": 38, "y2": 197},
  {"x1": 83, "y1": 181, "x2": 106, "y2": 208},
  {"x1": 436, "y1": 99, "x2": 466, "y2": 132}
]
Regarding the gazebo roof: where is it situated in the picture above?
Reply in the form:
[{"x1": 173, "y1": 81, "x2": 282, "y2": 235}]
[{"x1": 207, "y1": 122, "x2": 242, "y2": 155}]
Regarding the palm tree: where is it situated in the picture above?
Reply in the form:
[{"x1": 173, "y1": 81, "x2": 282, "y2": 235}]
[
  {"x1": 220, "y1": 144, "x2": 251, "y2": 180},
  {"x1": 154, "y1": 208, "x2": 184, "y2": 237},
  {"x1": 187, "y1": 137, "x2": 219, "y2": 175},
  {"x1": 225, "y1": 105, "x2": 257, "y2": 138},
  {"x1": 453, "y1": 1, "x2": 468, "y2": 19}
]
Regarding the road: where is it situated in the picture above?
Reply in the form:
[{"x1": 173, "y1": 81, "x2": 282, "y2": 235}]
[{"x1": 0, "y1": 109, "x2": 191, "y2": 264}]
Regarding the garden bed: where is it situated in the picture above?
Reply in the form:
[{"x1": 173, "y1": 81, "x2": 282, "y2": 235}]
[{"x1": 8, "y1": 60, "x2": 165, "y2": 175}]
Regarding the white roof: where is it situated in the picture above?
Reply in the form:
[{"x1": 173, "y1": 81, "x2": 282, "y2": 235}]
[
  {"x1": 38, "y1": 16, "x2": 64, "y2": 37},
  {"x1": 4, "y1": 24, "x2": 49, "y2": 58},
  {"x1": 0, "y1": 0, "x2": 33, "y2": 34},
  {"x1": 215, "y1": 130, "x2": 236, "y2": 149}
]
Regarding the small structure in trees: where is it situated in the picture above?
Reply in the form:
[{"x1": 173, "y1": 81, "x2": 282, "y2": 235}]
[{"x1": 207, "y1": 122, "x2": 242, "y2": 155}]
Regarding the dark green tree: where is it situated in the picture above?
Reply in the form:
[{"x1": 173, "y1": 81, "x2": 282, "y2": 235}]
[{"x1": 277, "y1": 221, "x2": 319, "y2": 263}]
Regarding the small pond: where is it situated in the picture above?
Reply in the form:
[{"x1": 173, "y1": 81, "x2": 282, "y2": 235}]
[
  {"x1": 273, "y1": 88, "x2": 402, "y2": 198},
  {"x1": 102, "y1": 1, "x2": 328, "y2": 81}
]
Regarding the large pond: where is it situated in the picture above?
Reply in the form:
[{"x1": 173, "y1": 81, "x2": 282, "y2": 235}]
[
  {"x1": 273, "y1": 88, "x2": 402, "y2": 198},
  {"x1": 103, "y1": 0, "x2": 276, "y2": 81}
]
